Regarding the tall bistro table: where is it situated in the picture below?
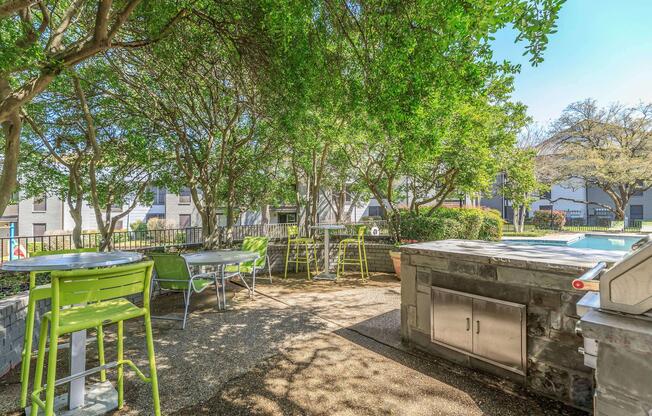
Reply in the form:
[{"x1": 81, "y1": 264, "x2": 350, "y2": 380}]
[
  {"x1": 311, "y1": 224, "x2": 345, "y2": 281},
  {"x1": 1, "y1": 251, "x2": 143, "y2": 416},
  {"x1": 183, "y1": 250, "x2": 259, "y2": 309}
]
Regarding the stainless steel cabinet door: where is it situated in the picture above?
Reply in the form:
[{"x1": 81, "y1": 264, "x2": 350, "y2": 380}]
[
  {"x1": 472, "y1": 298, "x2": 525, "y2": 371},
  {"x1": 432, "y1": 289, "x2": 473, "y2": 352}
]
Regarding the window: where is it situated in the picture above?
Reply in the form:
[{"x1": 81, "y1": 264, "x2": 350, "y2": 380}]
[
  {"x1": 114, "y1": 220, "x2": 124, "y2": 230},
  {"x1": 33, "y1": 195, "x2": 46, "y2": 212},
  {"x1": 278, "y1": 213, "x2": 296, "y2": 224},
  {"x1": 630, "y1": 205, "x2": 644, "y2": 220},
  {"x1": 345, "y1": 185, "x2": 352, "y2": 203},
  {"x1": 368, "y1": 205, "x2": 383, "y2": 218},
  {"x1": 152, "y1": 187, "x2": 166, "y2": 205},
  {"x1": 539, "y1": 205, "x2": 553, "y2": 211},
  {"x1": 179, "y1": 214, "x2": 191, "y2": 228},
  {"x1": 179, "y1": 187, "x2": 191, "y2": 205},
  {"x1": 146, "y1": 213, "x2": 165, "y2": 222},
  {"x1": 541, "y1": 190, "x2": 552, "y2": 200},
  {"x1": 33, "y1": 223, "x2": 46, "y2": 236}
]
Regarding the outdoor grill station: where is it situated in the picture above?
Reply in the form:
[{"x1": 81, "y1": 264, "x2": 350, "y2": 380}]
[{"x1": 573, "y1": 235, "x2": 652, "y2": 415}]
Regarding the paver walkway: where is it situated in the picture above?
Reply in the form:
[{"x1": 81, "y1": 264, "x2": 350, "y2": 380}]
[{"x1": 0, "y1": 274, "x2": 586, "y2": 415}]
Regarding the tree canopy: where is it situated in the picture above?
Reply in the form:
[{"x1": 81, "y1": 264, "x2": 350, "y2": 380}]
[{"x1": 2, "y1": 0, "x2": 566, "y2": 245}]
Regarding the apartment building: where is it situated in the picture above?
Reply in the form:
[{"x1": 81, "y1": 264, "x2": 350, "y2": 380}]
[
  {"x1": 481, "y1": 174, "x2": 652, "y2": 225},
  {"x1": 0, "y1": 187, "x2": 201, "y2": 236}
]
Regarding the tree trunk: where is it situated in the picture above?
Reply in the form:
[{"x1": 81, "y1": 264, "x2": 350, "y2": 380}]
[
  {"x1": 519, "y1": 205, "x2": 527, "y2": 233},
  {"x1": 201, "y1": 207, "x2": 220, "y2": 249},
  {"x1": 225, "y1": 202, "x2": 235, "y2": 245},
  {"x1": 261, "y1": 204, "x2": 270, "y2": 225},
  {"x1": 0, "y1": 105, "x2": 21, "y2": 219},
  {"x1": 69, "y1": 206, "x2": 83, "y2": 248}
]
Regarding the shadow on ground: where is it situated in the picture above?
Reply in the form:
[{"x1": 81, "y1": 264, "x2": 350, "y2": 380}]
[{"x1": 0, "y1": 273, "x2": 587, "y2": 416}]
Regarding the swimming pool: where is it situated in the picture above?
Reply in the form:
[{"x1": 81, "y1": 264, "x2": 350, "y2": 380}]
[{"x1": 502, "y1": 234, "x2": 644, "y2": 252}]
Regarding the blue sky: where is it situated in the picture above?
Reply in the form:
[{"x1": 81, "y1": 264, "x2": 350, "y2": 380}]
[{"x1": 491, "y1": 0, "x2": 652, "y2": 127}]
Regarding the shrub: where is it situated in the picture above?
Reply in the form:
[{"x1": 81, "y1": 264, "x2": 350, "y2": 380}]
[
  {"x1": 532, "y1": 210, "x2": 566, "y2": 230},
  {"x1": 130, "y1": 220, "x2": 148, "y2": 233},
  {"x1": 478, "y1": 209, "x2": 503, "y2": 241},
  {"x1": 400, "y1": 207, "x2": 502, "y2": 242}
]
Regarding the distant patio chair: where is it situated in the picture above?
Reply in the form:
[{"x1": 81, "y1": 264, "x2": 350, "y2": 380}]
[
  {"x1": 641, "y1": 221, "x2": 652, "y2": 233},
  {"x1": 284, "y1": 225, "x2": 318, "y2": 280},
  {"x1": 608, "y1": 220, "x2": 625, "y2": 231},
  {"x1": 225, "y1": 236, "x2": 271, "y2": 291},
  {"x1": 148, "y1": 252, "x2": 220, "y2": 329}
]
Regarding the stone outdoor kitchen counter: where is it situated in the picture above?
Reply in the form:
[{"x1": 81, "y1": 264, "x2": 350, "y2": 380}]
[{"x1": 399, "y1": 239, "x2": 625, "y2": 411}]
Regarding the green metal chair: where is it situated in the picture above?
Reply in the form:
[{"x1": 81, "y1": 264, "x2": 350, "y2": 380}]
[
  {"x1": 31, "y1": 261, "x2": 161, "y2": 416},
  {"x1": 20, "y1": 247, "x2": 99, "y2": 409},
  {"x1": 284, "y1": 225, "x2": 318, "y2": 280},
  {"x1": 336, "y1": 225, "x2": 369, "y2": 281},
  {"x1": 148, "y1": 252, "x2": 220, "y2": 329},
  {"x1": 225, "y1": 236, "x2": 272, "y2": 292}
]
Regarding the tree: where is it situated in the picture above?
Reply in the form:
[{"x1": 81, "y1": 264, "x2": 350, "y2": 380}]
[
  {"x1": 22, "y1": 66, "x2": 158, "y2": 250},
  {"x1": 542, "y1": 99, "x2": 652, "y2": 220},
  {"x1": 325, "y1": 0, "x2": 564, "y2": 241},
  {"x1": 0, "y1": 1, "x2": 186, "y2": 218},
  {"x1": 500, "y1": 147, "x2": 545, "y2": 233},
  {"x1": 112, "y1": 20, "x2": 275, "y2": 248}
]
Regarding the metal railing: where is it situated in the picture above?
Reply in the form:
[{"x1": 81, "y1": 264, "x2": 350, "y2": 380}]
[
  {"x1": 0, "y1": 220, "x2": 391, "y2": 264},
  {"x1": 504, "y1": 219, "x2": 645, "y2": 234}
]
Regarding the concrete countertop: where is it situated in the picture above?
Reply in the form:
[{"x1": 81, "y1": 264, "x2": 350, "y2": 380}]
[{"x1": 401, "y1": 239, "x2": 625, "y2": 274}]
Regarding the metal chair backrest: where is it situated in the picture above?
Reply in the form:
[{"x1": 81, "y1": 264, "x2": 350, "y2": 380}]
[
  {"x1": 31, "y1": 247, "x2": 98, "y2": 257},
  {"x1": 356, "y1": 225, "x2": 367, "y2": 240},
  {"x1": 242, "y1": 236, "x2": 268, "y2": 268},
  {"x1": 287, "y1": 225, "x2": 299, "y2": 240},
  {"x1": 148, "y1": 253, "x2": 191, "y2": 290},
  {"x1": 51, "y1": 261, "x2": 154, "y2": 308}
]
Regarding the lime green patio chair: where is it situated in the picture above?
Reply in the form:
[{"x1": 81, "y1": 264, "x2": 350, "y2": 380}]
[
  {"x1": 284, "y1": 225, "x2": 318, "y2": 280},
  {"x1": 31, "y1": 261, "x2": 161, "y2": 416},
  {"x1": 20, "y1": 247, "x2": 98, "y2": 409},
  {"x1": 225, "y1": 236, "x2": 272, "y2": 292},
  {"x1": 336, "y1": 225, "x2": 369, "y2": 281},
  {"x1": 148, "y1": 252, "x2": 220, "y2": 329}
]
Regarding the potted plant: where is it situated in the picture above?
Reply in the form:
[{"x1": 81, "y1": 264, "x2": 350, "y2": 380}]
[
  {"x1": 389, "y1": 249, "x2": 402, "y2": 279},
  {"x1": 389, "y1": 239, "x2": 417, "y2": 280}
]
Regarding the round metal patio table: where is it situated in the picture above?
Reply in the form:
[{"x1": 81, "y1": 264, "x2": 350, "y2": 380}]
[
  {"x1": 183, "y1": 250, "x2": 260, "y2": 309},
  {"x1": 1, "y1": 251, "x2": 143, "y2": 415},
  {"x1": 311, "y1": 224, "x2": 345, "y2": 280}
]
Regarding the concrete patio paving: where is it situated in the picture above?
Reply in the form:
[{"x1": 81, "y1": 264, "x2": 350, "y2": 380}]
[{"x1": 0, "y1": 273, "x2": 586, "y2": 415}]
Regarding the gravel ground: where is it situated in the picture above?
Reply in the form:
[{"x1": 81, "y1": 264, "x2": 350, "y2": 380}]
[{"x1": 0, "y1": 273, "x2": 586, "y2": 416}]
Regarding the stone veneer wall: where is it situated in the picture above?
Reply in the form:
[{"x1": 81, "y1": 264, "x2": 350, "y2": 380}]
[
  {"x1": 266, "y1": 242, "x2": 395, "y2": 274},
  {"x1": 0, "y1": 293, "x2": 50, "y2": 377},
  {"x1": 0, "y1": 242, "x2": 395, "y2": 378},
  {"x1": 400, "y1": 241, "x2": 599, "y2": 411}
]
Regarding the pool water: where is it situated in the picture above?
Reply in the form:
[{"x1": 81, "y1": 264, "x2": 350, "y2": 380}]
[{"x1": 504, "y1": 234, "x2": 643, "y2": 252}]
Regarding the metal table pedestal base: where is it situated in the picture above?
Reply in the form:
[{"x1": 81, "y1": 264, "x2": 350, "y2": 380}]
[
  {"x1": 313, "y1": 272, "x2": 337, "y2": 281},
  {"x1": 26, "y1": 381, "x2": 118, "y2": 416}
]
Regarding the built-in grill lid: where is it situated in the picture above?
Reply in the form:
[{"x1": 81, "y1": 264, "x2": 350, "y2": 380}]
[{"x1": 600, "y1": 236, "x2": 652, "y2": 315}]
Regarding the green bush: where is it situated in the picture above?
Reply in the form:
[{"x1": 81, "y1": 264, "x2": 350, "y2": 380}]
[
  {"x1": 532, "y1": 210, "x2": 566, "y2": 230},
  {"x1": 400, "y1": 207, "x2": 502, "y2": 242}
]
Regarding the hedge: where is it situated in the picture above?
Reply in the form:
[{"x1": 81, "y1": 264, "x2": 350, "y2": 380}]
[{"x1": 400, "y1": 207, "x2": 503, "y2": 242}]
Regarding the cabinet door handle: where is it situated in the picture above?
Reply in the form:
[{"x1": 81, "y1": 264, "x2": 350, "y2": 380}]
[
  {"x1": 466, "y1": 318, "x2": 470, "y2": 331},
  {"x1": 476, "y1": 320, "x2": 480, "y2": 334}
]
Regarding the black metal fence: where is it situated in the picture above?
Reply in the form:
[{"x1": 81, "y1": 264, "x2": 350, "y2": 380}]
[
  {"x1": 504, "y1": 219, "x2": 645, "y2": 234},
  {"x1": 0, "y1": 220, "x2": 391, "y2": 264}
]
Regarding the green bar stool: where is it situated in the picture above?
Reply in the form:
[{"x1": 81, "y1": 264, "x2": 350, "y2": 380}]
[
  {"x1": 284, "y1": 225, "x2": 319, "y2": 280},
  {"x1": 336, "y1": 225, "x2": 370, "y2": 281},
  {"x1": 20, "y1": 247, "x2": 100, "y2": 409},
  {"x1": 30, "y1": 261, "x2": 161, "y2": 416}
]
